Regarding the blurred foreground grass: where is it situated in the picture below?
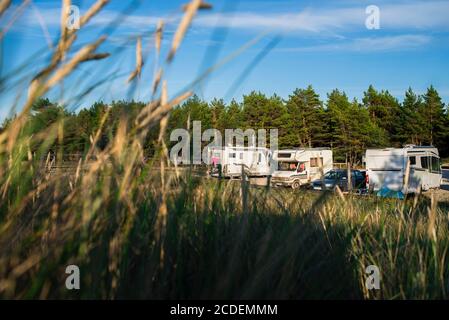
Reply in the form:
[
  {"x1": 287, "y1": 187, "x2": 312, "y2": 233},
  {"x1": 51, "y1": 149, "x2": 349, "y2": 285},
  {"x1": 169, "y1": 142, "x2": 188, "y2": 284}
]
[{"x1": 1, "y1": 162, "x2": 449, "y2": 299}]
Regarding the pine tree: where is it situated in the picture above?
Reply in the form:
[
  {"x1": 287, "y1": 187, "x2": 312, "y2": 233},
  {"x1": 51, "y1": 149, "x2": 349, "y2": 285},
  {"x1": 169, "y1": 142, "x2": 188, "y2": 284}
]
[
  {"x1": 398, "y1": 88, "x2": 425, "y2": 145},
  {"x1": 265, "y1": 94, "x2": 289, "y2": 148},
  {"x1": 363, "y1": 85, "x2": 401, "y2": 145},
  {"x1": 421, "y1": 86, "x2": 447, "y2": 148},
  {"x1": 285, "y1": 85, "x2": 325, "y2": 148},
  {"x1": 363, "y1": 85, "x2": 383, "y2": 122},
  {"x1": 209, "y1": 98, "x2": 227, "y2": 132},
  {"x1": 242, "y1": 91, "x2": 268, "y2": 129},
  {"x1": 225, "y1": 99, "x2": 243, "y2": 129},
  {"x1": 326, "y1": 89, "x2": 352, "y2": 162},
  {"x1": 168, "y1": 95, "x2": 212, "y2": 131},
  {"x1": 326, "y1": 90, "x2": 386, "y2": 164}
]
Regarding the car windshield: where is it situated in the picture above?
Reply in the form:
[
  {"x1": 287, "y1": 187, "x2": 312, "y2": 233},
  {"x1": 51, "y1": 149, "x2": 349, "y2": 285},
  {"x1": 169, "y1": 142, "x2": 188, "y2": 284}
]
[
  {"x1": 278, "y1": 162, "x2": 297, "y2": 171},
  {"x1": 324, "y1": 171, "x2": 342, "y2": 179}
]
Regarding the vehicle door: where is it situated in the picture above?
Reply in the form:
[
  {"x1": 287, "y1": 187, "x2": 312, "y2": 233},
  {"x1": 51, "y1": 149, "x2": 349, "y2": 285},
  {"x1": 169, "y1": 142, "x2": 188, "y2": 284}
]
[
  {"x1": 337, "y1": 171, "x2": 348, "y2": 190},
  {"x1": 227, "y1": 152, "x2": 243, "y2": 175},
  {"x1": 352, "y1": 171, "x2": 365, "y2": 190},
  {"x1": 429, "y1": 156, "x2": 442, "y2": 188},
  {"x1": 418, "y1": 155, "x2": 431, "y2": 190},
  {"x1": 407, "y1": 155, "x2": 421, "y2": 192}
]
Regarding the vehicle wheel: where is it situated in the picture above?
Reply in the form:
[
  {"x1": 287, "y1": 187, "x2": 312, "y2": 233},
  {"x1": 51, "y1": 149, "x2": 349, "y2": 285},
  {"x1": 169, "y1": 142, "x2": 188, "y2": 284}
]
[{"x1": 292, "y1": 181, "x2": 301, "y2": 189}]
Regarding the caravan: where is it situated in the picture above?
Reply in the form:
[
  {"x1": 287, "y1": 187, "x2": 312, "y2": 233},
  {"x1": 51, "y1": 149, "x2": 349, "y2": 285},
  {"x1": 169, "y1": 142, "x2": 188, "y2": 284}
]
[
  {"x1": 365, "y1": 145, "x2": 442, "y2": 193},
  {"x1": 207, "y1": 146, "x2": 272, "y2": 178},
  {"x1": 271, "y1": 148, "x2": 333, "y2": 189}
]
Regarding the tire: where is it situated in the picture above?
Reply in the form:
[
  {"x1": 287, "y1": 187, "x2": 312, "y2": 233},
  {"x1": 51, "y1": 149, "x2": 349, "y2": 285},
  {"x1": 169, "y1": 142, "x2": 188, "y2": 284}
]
[{"x1": 292, "y1": 180, "x2": 301, "y2": 189}]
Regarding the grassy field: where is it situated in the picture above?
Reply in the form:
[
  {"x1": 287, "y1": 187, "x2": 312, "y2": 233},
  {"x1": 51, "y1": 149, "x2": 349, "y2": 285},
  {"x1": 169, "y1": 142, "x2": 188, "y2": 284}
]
[{"x1": 1, "y1": 161, "x2": 449, "y2": 299}]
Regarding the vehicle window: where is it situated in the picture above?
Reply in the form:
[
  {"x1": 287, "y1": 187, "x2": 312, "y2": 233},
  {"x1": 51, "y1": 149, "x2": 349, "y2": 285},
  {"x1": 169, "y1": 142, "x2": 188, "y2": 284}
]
[
  {"x1": 229, "y1": 153, "x2": 236, "y2": 158},
  {"x1": 278, "y1": 162, "x2": 297, "y2": 172},
  {"x1": 258, "y1": 153, "x2": 262, "y2": 163},
  {"x1": 239, "y1": 153, "x2": 244, "y2": 160},
  {"x1": 310, "y1": 157, "x2": 324, "y2": 168},
  {"x1": 324, "y1": 171, "x2": 339, "y2": 179},
  {"x1": 297, "y1": 162, "x2": 306, "y2": 173},
  {"x1": 409, "y1": 156, "x2": 416, "y2": 165},
  {"x1": 354, "y1": 171, "x2": 363, "y2": 179},
  {"x1": 278, "y1": 153, "x2": 291, "y2": 158},
  {"x1": 420, "y1": 156, "x2": 429, "y2": 169},
  {"x1": 431, "y1": 157, "x2": 440, "y2": 174}
]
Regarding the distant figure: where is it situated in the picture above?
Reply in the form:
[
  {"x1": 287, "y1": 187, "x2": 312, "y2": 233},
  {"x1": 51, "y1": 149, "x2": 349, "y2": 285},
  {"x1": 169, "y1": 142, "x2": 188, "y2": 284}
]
[
  {"x1": 217, "y1": 163, "x2": 222, "y2": 178},
  {"x1": 211, "y1": 156, "x2": 219, "y2": 167},
  {"x1": 289, "y1": 163, "x2": 297, "y2": 170},
  {"x1": 298, "y1": 162, "x2": 306, "y2": 173}
]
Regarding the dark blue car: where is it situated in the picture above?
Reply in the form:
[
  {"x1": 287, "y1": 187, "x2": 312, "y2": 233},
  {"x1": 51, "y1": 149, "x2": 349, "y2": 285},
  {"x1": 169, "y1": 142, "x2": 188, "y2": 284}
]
[{"x1": 312, "y1": 169, "x2": 366, "y2": 192}]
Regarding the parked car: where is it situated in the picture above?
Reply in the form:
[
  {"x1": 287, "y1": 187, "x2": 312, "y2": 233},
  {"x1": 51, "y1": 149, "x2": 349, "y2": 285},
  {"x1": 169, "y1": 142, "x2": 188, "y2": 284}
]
[{"x1": 312, "y1": 169, "x2": 366, "y2": 192}]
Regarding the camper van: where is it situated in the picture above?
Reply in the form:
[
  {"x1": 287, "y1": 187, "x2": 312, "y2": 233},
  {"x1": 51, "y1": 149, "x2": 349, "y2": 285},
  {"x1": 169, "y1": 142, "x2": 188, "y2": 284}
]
[
  {"x1": 271, "y1": 148, "x2": 333, "y2": 189},
  {"x1": 365, "y1": 145, "x2": 442, "y2": 193},
  {"x1": 207, "y1": 146, "x2": 272, "y2": 178}
]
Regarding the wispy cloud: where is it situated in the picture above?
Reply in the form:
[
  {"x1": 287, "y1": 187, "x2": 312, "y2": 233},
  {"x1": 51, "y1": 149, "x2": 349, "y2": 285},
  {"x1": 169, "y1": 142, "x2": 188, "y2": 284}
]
[
  {"x1": 9, "y1": 6, "x2": 179, "y2": 49},
  {"x1": 277, "y1": 35, "x2": 433, "y2": 53},
  {"x1": 194, "y1": 9, "x2": 360, "y2": 34},
  {"x1": 15, "y1": 7, "x2": 176, "y2": 32},
  {"x1": 20, "y1": 1, "x2": 449, "y2": 34},
  {"x1": 193, "y1": 1, "x2": 449, "y2": 33},
  {"x1": 8, "y1": 1, "x2": 448, "y2": 55}
]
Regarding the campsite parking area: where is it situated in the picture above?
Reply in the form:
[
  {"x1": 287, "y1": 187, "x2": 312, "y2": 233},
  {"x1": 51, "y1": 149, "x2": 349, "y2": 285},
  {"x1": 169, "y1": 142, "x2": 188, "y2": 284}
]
[{"x1": 426, "y1": 169, "x2": 449, "y2": 202}]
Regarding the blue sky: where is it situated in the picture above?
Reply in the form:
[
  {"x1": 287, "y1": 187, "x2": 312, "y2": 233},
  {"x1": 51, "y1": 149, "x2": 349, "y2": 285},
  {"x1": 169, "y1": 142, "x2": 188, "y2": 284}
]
[{"x1": 1, "y1": 0, "x2": 449, "y2": 120}]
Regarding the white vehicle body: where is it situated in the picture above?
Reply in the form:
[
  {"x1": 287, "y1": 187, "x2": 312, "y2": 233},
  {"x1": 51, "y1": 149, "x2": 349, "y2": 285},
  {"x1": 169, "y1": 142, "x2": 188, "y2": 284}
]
[
  {"x1": 207, "y1": 146, "x2": 272, "y2": 178},
  {"x1": 365, "y1": 145, "x2": 442, "y2": 193},
  {"x1": 271, "y1": 148, "x2": 333, "y2": 188}
]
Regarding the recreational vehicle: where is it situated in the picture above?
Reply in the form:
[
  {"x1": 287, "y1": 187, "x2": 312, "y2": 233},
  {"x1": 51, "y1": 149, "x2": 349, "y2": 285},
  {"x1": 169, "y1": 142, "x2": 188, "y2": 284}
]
[
  {"x1": 207, "y1": 146, "x2": 272, "y2": 178},
  {"x1": 271, "y1": 148, "x2": 333, "y2": 189},
  {"x1": 365, "y1": 145, "x2": 442, "y2": 193}
]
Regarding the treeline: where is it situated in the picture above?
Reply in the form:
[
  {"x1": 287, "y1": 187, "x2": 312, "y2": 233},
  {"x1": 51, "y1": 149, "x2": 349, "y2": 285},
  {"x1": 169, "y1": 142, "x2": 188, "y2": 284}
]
[
  {"x1": 169, "y1": 85, "x2": 449, "y2": 162},
  {"x1": 2, "y1": 85, "x2": 448, "y2": 163}
]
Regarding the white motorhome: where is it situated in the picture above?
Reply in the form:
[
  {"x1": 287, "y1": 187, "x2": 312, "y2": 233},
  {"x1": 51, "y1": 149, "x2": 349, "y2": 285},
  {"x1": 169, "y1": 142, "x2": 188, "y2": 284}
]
[
  {"x1": 271, "y1": 148, "x2": 333, "y2": 189},
  {"x1": 207, "y1": 146, "x2": 272, "y2": 178},
  {"x1": 365, "y1": 145, "x2": 442, "y2": 193}
]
